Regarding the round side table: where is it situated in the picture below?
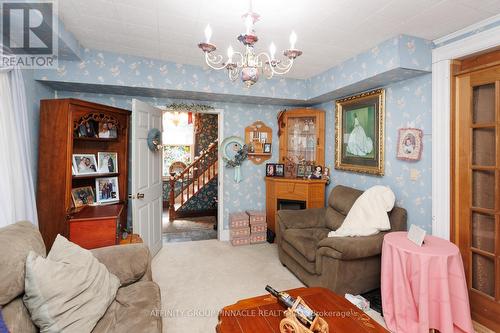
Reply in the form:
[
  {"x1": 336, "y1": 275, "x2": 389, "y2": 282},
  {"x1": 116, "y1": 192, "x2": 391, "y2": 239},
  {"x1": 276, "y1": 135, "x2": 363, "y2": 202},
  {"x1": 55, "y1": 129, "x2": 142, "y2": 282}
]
[{"x1": 381, "y1": 231, "x2": 473, "y2": 333}]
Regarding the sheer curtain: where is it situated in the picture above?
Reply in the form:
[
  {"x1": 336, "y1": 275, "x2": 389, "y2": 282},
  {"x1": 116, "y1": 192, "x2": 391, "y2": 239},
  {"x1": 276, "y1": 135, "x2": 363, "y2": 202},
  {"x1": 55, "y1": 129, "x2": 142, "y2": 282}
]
[{"x1": 0, "y1": 64, "x2": 38, "y2": 227}]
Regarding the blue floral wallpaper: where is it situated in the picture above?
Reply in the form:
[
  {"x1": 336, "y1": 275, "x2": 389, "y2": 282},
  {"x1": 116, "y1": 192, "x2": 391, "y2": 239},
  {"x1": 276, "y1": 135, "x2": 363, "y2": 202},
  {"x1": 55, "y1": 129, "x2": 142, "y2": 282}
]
[
  {"x1": 315, "y1": 73, "x2": 432, "y2": 232},
  {"x1": 37, "y1": 48, "x2": 309, "y2": 101},
  {"x1": 30, "y1": 24, "x2": 436, "y2": 232},
  {"x1": 306, "y1": 35, "x2": 432, "y2": 99}
]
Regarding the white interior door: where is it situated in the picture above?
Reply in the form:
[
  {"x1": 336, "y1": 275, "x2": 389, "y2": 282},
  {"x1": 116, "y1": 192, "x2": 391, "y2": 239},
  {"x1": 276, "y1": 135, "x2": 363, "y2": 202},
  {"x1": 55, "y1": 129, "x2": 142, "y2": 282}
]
[{"x1": 131, "y1": 99, "x2": 163, "y2": 256}]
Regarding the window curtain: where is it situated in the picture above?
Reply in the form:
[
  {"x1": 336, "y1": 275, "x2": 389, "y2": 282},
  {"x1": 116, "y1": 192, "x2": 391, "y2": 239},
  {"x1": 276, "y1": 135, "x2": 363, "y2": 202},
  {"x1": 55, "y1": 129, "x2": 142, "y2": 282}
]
[{"x1": 0, "y1": 65, "x2": 38, "y2": 227}]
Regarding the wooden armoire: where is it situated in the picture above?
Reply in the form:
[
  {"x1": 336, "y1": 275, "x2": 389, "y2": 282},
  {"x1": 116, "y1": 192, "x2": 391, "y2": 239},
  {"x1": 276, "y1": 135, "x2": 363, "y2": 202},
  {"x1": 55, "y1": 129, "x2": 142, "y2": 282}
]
[{"x1": 37, "y1": 99, "x2": 130, "y2": 250}]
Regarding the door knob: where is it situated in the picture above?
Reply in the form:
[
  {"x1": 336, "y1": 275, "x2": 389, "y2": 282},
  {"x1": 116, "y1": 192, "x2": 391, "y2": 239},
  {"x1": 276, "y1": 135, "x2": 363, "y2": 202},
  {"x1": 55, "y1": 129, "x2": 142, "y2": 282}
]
[
  {"x1": 137, "y1": 193, "x2": 145, "y2": 199},
  {"x1": 128, "y1": 194, "x2": 135, "y2": 199}
]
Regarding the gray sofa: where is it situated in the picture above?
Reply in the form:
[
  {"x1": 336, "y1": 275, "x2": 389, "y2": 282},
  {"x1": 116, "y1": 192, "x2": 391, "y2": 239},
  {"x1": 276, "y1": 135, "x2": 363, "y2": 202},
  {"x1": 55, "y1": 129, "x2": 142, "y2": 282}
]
[
  {"x1": 276, "y1": 185, "x2": 407, "y2": 295},
  {"x1": 0, "y1": 221, "x2": 162, "y2": 333}
]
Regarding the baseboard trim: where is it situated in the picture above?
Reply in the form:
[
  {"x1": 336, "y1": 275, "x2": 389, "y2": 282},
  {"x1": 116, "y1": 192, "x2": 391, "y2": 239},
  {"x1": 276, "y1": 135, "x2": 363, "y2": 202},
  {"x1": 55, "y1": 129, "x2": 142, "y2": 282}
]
[{"x1": 219, "y1": 229, "x2": 230, "y2": 242}]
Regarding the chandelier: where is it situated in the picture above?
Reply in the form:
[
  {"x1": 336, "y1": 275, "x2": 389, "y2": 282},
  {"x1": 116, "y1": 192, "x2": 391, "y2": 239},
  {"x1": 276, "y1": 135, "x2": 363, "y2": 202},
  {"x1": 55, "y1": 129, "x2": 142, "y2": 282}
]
[{"x1": 197, "y1": 0, "x2": 303, "y2": 87}]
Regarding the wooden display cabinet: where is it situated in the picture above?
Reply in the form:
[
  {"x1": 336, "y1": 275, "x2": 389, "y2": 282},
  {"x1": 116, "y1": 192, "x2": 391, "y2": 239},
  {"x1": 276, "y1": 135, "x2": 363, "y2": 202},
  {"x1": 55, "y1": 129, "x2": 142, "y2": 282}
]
[
  {"x1": 278, "y1": 108, "x2": 325, "y2": 176},
  {"x1": 37, "y1": 99, "x2": 130, "y2": 250},
  {"x1": 266, "y1": 108, "x2": 326, "y2": 234}
]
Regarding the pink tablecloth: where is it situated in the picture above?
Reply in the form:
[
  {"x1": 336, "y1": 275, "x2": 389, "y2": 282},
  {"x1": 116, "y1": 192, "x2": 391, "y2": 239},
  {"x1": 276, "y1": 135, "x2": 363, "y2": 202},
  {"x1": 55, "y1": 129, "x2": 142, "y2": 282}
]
[{"x1": 381, "y1": 232, "x2": 473, "y2": 333}]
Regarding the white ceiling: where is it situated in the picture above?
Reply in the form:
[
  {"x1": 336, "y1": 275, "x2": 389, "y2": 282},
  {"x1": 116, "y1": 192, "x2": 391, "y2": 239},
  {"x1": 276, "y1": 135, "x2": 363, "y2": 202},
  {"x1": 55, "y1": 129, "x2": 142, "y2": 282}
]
[{"x1": 56, "y1": 0, "x2": 500, "y2": 79}]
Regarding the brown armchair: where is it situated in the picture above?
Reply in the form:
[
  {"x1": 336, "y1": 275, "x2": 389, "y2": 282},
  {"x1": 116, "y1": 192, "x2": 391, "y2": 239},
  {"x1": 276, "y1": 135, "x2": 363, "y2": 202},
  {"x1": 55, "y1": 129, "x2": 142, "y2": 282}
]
[{"x1": 276, "y1": 185, "x2": 407, "y2": 295}]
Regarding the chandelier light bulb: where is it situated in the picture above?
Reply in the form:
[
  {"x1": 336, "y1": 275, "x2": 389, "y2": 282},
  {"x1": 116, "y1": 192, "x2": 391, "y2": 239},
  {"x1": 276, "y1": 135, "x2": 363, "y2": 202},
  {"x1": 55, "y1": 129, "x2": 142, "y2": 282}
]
[
  {"x1": 204, "y1": 24, "x2": 212, "y2": 43},
  {"x1": 227, "y1": 45, "x2": 234, "y2": 63},
  {"x1": 289, "y1": 31, "x2": 297, "y2": 49},
  {"x1": 269, "y1": 42, "x2": 276, "y2": 60},
  {"x1": 245, "y1": 15, "x2": 253, "y2": 34}
]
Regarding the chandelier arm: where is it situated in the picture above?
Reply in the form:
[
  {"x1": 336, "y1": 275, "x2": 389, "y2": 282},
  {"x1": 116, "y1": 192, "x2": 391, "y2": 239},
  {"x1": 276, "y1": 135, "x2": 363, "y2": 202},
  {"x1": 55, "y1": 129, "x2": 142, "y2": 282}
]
[
  {"x1": 204, "y1": 52, "x2": 228, "y2": 70},
  {"x1": 271, "y1": 58, "x2": 295, "y2": 75},
  {"x1": 232, "y1": 51, "x2": 245, "y2": 67},
  {"x1": 228, "y1": 67, "x2": 240, "y2": 81}
]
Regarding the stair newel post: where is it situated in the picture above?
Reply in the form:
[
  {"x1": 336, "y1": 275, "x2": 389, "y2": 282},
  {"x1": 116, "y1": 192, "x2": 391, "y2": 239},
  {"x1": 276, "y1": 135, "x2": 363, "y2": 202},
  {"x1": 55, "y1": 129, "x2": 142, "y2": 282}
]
[{"x1": 169, "y1": 174, "x2": 176, "y2": 221}]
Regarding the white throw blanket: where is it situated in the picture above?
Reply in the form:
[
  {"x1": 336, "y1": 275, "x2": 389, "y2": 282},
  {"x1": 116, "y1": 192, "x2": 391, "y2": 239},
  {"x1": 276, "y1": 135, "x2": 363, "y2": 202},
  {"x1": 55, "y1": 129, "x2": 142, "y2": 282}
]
[{"x1": 328, "y1": 185, "x2": 395, "y2": 237}]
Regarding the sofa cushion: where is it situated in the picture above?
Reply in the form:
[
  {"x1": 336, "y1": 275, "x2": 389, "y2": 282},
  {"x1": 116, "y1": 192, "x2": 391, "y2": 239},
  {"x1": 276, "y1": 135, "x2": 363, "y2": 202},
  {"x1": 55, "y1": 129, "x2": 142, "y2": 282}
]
[
  {"x1": 23, "y1": 235, "x2": 120, "y2": 333},
  {"x1": 2, "y1": 298, "x2": 37, "y2": 333},
  {"x1": 317, "y1": 232, "x2": 386, "y2": 260},
  {"x1": 283, "y1": 228, "x2": 330, "y2": 262},
  {"x1": 92, "y1": 281, "x2": 162, "y2": 333},
  {"x1": 0, "y1": 221, "x2": 45, "y2": 306},
  {"x1": 328, "y1": 185, "x2": 363, "y2": 216},
  {"x1": 324, "y1": 207, "x2": 346, "y2": 231},
  {"x1": 281, "y1": 241, "x2": 317, "y2": 275}
]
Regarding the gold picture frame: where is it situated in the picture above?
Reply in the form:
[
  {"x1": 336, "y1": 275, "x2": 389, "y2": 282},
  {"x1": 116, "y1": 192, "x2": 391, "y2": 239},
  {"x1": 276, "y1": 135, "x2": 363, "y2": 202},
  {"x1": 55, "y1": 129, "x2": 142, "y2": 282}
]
[{"x1": 335, "y1": 88, "x2": 385, "y2": 175}]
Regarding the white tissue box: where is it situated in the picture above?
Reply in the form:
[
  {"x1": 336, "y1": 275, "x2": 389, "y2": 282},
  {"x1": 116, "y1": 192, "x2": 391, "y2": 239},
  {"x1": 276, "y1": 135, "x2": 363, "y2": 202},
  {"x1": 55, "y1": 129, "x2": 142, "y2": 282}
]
[{"x1": 345, "y1": 293, "x2": 370, "y2": 312}]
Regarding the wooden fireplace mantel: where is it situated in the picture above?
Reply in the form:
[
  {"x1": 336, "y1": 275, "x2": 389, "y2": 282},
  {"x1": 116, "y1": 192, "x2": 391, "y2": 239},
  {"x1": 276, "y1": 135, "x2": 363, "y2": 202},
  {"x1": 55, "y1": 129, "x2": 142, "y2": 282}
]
[{"x1": 265, "y1": 177, "x2": 327, "y2": 233}]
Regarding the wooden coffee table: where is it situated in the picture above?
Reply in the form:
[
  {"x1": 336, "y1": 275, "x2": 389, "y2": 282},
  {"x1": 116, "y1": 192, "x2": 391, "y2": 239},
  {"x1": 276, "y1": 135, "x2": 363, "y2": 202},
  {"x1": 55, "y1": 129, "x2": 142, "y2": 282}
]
[{"x1": 216, "y1": 287, "x2": 388, "y2": 333}]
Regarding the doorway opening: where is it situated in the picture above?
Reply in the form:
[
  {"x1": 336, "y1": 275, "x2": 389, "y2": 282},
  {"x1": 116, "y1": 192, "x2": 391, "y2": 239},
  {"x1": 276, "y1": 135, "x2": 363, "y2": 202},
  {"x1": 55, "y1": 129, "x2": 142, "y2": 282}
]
[{"x1": 161, "y1": 109, "x2": 221, "y2": 242}]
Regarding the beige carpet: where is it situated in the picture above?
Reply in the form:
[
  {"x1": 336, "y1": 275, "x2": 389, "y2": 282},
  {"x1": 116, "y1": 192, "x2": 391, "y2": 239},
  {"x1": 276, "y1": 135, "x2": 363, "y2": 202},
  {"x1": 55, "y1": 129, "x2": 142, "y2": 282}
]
[
  {"x1": 152, "y1": 240, "x2": 385, "y2": 333},
  {"x1": 162, "y1": 215, "x2": 216, "y2": 234}
]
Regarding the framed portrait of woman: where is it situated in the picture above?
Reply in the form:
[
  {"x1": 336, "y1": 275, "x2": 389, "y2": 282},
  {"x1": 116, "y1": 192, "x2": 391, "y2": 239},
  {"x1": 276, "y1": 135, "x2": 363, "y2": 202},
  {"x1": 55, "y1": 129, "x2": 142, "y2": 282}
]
[{"x1": 335, "y1": 88, "x2": 385, "y2": 175}]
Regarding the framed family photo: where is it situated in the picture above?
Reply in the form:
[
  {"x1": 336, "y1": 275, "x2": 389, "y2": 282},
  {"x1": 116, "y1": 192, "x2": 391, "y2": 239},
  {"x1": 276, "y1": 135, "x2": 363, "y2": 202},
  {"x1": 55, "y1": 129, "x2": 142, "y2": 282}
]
[
  {"x1": 71, "y1": 186, "x2": 95, "y2": 207},
  {"x1": 396, "y1": 128, "x2": 423, "y2": 161},
  {"x1": 96, "y1": 177, "x2": 119, "y2": 203},
  {"x1": 335, "y1": 88, "x2": 385, "y2": 175},
  {"x1": 275, "y1": 164, "x2": 284, "y2": 177},
  {"x1": 97, "y1": 152, "x2": 118, "y2": 173},
  {"x1": 72, "y1": 154, "x2": 98, "y2": 175},
  {"x1": 266, "y1": 163, "x2": 276, "y2": 177}
]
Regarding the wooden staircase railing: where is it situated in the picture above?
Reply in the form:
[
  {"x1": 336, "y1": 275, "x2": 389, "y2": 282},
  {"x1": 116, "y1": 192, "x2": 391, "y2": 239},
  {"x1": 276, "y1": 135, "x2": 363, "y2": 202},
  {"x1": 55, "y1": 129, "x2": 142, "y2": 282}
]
[{"x1": 168, "y1": 139, "x2": 218, "y2": 221}]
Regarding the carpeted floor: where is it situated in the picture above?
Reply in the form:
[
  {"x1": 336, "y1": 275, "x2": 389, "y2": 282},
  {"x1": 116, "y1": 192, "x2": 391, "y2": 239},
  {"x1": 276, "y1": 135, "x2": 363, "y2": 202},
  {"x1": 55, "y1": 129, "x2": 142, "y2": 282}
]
[
  {"x1": 151, "y1": 239, "x2": 386, "y2": 333},
  {"x1": 162, "y1": 215, "x2": 217, "y2": 242}
]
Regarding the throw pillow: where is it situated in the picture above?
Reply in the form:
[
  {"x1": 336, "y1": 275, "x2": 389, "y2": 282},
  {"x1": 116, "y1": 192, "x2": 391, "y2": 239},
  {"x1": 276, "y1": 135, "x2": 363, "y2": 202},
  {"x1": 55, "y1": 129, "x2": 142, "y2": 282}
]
[
  {"x1": 0, "y1": 307, "x2": 9, "y2": 333},
  {"x1": 23, "y1": 235, "x2": 120, "y2": 333}
]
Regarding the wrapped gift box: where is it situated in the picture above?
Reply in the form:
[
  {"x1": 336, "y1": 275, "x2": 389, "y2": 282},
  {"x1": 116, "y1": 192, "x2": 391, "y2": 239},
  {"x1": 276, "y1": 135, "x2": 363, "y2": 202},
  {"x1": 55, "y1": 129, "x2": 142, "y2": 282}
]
[
  {"x1": 250, "y1": 224, "x2": 267, "y2": 233},
  {"x1": 250, "y1": 232, "x2": 266, "y2": 244},
  {"x1": 229, "y1": 212, "x2": 249, "y2": 229},
  {"x1": 230, "y1": 227, "x2": 250, "y2": 238},
  {"x1": 246, "y1": 210, "x2": 266, "y2": 225},
  {"x1": 231, "y1": 237, "x2": 251, "y2": 246}
]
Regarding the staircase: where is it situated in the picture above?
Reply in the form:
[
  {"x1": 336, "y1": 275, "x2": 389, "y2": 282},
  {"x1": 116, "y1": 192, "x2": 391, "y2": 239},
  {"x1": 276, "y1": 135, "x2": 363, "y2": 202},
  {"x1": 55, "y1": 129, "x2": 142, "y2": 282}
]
[{"x1": 168, "y1": 139, "x2": 218, "y2": 221}]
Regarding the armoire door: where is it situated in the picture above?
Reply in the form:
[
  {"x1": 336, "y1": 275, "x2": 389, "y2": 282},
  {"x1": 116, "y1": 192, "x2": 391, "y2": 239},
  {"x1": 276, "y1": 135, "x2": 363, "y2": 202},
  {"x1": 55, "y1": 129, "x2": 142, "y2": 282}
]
[{"x1": 454, "y1": 63, "x2": 500, "y2": 331}]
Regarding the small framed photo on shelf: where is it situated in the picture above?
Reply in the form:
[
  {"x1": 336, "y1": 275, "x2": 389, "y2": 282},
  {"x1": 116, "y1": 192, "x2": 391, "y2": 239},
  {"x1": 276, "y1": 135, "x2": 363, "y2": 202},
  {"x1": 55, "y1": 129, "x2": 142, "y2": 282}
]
[
  {"x1": 98, "y1": 152, "x2": 118, "y2": 173},
  {"x1": 76, "y1": 119, "x2": 99, "y2": 138},
  {"x1": 297, "y1": 164, "x2": 306, "y2": 178},
  {"x1": 96, "y1": 177, "x2": 119, "y2": 204},
  {"x1": 263, "y1": 143, "x2": 272, "y2": 154},
  {"x1": 98, "y1": 121, "x2": 118, "y2": 139},
  {"x1": 309, "y1": 165, "x2": 323, "y2": 179},
  {"x1": 275, "y1": 164, "x2": 284, "y2": 177},
  {"x1": 266, "y1": 163, "x2": 276, "y2": 177},
  {"x1": 71, "y1": 186, "x2": 95, "y2": 208},
  {"x1": 72, "y1": 154, "x2": 98, "y2": 175},
  {"x1": 305, "y1": 165, "x2": 313, "y2": 177}
]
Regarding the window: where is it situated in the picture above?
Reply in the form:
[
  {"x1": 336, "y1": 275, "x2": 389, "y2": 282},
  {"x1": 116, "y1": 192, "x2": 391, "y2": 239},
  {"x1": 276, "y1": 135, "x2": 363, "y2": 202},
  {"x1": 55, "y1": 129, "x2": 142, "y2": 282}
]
[{"x1": 162, "y1": 111, "x2": 194, "y2": 177}]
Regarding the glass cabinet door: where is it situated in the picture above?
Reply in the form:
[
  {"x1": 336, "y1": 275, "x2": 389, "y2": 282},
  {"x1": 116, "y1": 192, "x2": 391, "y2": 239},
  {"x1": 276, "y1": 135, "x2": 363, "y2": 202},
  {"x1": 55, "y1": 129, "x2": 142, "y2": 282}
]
[{"x1": 286, "y1": 116, "x2": 317, "y2": 164}]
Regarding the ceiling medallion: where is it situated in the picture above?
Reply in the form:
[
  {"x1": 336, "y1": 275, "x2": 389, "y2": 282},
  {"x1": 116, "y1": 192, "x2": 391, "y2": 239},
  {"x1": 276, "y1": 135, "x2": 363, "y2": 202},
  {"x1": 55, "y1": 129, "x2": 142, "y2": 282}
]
[{"x1": 197, "y1": 0, "x2": 302, "y2": 87}]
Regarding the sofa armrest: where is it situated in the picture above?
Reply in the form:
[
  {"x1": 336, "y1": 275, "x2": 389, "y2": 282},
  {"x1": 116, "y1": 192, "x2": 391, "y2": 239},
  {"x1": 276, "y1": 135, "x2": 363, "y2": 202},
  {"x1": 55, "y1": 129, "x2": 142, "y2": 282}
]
[
  {"x1": 91, "y1": 243, "x2": 152, "y2": 286},
  {"x1": 277, "y1": 208, "x2": 327, "y2": 230},
  {"x1": 317, "y1": 233, "x2": 385, "y2": 260}
]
